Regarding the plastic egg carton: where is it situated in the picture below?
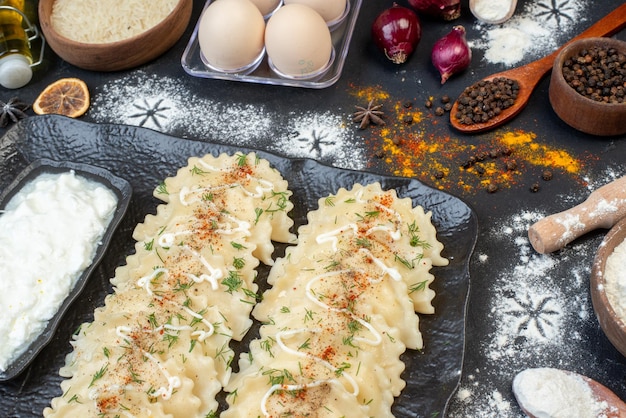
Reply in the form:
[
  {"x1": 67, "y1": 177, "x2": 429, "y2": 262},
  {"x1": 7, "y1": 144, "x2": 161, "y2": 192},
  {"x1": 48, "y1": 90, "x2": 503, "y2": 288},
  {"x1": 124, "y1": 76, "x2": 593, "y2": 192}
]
[{"x1": 181, "y1": 0, "x2": 362, "y2": 89}]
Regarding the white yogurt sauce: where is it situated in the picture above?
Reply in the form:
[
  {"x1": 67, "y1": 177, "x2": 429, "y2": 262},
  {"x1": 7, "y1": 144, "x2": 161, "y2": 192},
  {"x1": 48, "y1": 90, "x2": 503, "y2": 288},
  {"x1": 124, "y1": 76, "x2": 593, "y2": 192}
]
[{"x1": 0, "y1": 170, "x2": 118, "y2": 371}]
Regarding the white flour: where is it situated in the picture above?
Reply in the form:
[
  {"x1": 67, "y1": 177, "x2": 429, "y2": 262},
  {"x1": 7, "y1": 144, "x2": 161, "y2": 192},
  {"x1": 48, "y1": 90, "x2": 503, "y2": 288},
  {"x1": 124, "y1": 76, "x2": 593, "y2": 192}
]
[
  {"x1": 447, "y1": 208, "x2": 608, "y2": 417},
  {"x1": 472, "y1": 0, "x2": 511, "y2": 23},
  {"x1": 447, "y1": 164, "x2": 626, "y2": 418},
  {"x1": 512, "y1": 368, "x2": 610, "y2": 418},
  {"x1": 605, "y1": 237, "x2": 626, "y2": 321},
  {"x1": 90, "y1": 71, "x2": 367, "y2": 171},
  {"x1": 470, "y1": 0, "x2": 590, "y2": 65}
]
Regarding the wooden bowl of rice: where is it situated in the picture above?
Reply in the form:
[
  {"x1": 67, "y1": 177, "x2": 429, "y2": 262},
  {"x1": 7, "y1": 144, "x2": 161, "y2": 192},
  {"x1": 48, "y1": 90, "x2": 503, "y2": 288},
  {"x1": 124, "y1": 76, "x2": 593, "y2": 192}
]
[{"x1": 39, "y1": 0, "x2": 192, "y2": 71}]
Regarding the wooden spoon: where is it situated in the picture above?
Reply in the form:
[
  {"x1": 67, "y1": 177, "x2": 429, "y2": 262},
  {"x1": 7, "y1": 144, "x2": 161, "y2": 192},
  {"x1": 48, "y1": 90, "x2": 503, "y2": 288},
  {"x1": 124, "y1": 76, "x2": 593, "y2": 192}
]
[
  {"x1": 513, "y1": 368, "x2": 626, "y2": 418},
  {"x1": 469, "y1": 0, "x2": 517, "y2": 25},
  {"x1": 450, "y1": 3, "x2": 626, "y2": 134},
  {"x1": 528, "y1": 176, "x2": 626, "y2": 254}
]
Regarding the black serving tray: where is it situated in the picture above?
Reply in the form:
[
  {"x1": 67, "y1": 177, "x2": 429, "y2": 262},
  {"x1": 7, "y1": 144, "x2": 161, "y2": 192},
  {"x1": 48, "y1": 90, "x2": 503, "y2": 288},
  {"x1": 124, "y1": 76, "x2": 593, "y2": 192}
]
[
  {"x1": 0, "y1": 158, "x2": 132, "y2": 381},
  {"x1": 0, "y1": 115, "x2": 476, "y2": 417}
]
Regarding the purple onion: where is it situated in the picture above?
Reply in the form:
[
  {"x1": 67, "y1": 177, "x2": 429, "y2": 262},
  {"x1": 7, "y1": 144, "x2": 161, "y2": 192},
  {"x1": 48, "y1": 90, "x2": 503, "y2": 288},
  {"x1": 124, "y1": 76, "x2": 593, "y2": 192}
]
[
  {"x1": 408, "y1": 0, "x2": 461, "y2": 21},
  {"x1": 431, "y1": 25, "x2": 471, "y2": 84},
  {"x1": 371, "y1": 3, "x2": 422, "y2": 65}
]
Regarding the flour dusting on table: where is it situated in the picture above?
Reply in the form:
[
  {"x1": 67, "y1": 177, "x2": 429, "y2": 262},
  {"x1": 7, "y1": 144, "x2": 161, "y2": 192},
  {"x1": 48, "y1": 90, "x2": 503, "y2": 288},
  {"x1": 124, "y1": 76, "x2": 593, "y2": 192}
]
[
  {"x1": 90, "y1": 71, "x2": 367, "y2": 171},
  {"x1": 447, "y1": 209, "x2": 604, "y2": 417},
  {"x1": 470, "y1": 0, "x2": 590, "y2": 66},
  {"x1": 447, "y1": 164, "x2": 626, "y2": 417}
]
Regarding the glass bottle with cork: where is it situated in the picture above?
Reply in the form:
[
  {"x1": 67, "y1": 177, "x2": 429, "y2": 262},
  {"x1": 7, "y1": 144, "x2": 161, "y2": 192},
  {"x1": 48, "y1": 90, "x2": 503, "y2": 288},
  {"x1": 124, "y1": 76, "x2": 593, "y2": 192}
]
[{"x1": 0, "y1": 0, "x2": 44, "y2": 89}]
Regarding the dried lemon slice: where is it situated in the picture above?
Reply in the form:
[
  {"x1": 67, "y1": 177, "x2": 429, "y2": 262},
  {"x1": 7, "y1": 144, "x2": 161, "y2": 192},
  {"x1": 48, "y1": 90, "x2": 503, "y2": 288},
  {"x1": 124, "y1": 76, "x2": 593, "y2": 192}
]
[{"x1": 33, "y1": 78, "x2": 90, "y2": 118}]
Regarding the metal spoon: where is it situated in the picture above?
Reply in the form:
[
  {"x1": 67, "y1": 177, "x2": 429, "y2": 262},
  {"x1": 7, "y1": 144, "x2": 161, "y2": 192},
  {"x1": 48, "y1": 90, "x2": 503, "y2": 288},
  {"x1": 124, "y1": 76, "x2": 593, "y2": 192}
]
[
  {"x1": 469, "y1": 0, "x2": 517, "y2": 25},
  {"x1": 450, "y1": 3, "x2": 626, "y2": 134},
  {"x1": 513, "y1": 368, "x2": 626, "y2": 418}
]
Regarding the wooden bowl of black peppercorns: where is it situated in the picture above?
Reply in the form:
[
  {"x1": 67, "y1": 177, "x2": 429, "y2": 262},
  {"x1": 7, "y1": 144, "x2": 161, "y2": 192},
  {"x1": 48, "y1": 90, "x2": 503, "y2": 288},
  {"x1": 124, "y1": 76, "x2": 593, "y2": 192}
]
[{"x1": 549, "y1": 37, "x2": 626, "y2": 136}]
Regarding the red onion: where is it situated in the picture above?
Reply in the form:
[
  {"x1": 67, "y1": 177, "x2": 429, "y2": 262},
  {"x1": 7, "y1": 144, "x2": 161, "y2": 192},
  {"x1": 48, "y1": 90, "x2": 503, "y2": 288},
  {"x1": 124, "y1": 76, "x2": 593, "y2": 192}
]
[
  {"x1": 371, "y1": 3, "x2": 422, "y2": 65},
  {"x1": 431, "y1": 25, "x2": 471, "y2": 84},
  {"x1": 408, "y1": 0, "x2": 461, "y2": 21}
]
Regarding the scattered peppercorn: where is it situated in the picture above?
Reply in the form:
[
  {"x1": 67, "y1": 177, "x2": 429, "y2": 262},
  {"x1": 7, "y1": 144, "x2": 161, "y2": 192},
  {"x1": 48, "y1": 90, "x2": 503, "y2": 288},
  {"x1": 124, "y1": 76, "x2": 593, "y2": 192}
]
[
  {"x1": 487, "y1": 183, "x2": 499, "y2": 193},
  {"x1": 441, "y1": 95, "x2": 450, "y2": 104},
  {"x1": 403, "y1": 115, "x2": 414, "y2": 124},
  {"x1": 530, "y1": 183, "x2": 540, "y2": 192},
  {"x1": 425, "y1": 100, "x2": 433, "y2": 108},
  {"x1": 392, "y1": 136, "x2": 401, "y2": 145},
  {"x1": 434, "y1": 170, "x2": 445, "y2": 179},
  {"x1": 443, "y1": 103, "x2": 452, "y2": 112},
  {"x1": 461, "y1": 147, "x2": 514, "y2": 170},
  {"x1": 474, "y1": 165, "x2": 485, "y2": 175},
  {"x1": 404, "y1": 101, "x2": 413, "y2": 108},
  {"x1": 562, "y1": 46, "x2": 626, "y2": 104},
  {"x1": 505, "y1": 160, "x2": 517, "y2": 171},
  {"x1": 375, "y1": 149, "x2": 386, "y2": 158},
  {"x1": 454, "y1": 77, "x2": 520, "y2": 125},
  {"x1": 542, "y1": 170, "x2": 553, "y2": 181},
  {"x1": 435, "y1": 106, "x2": 445, "y2": 116}
]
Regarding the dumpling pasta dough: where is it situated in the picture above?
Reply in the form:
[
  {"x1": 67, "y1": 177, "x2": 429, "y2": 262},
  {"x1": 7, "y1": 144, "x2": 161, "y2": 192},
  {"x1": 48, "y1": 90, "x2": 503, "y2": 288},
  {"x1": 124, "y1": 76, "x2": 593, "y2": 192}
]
[
  {"x1": 224, "y1": 182, "x2": 448, "y2": 417},
  {"x1": 44, "y1": 153, "x2": 295, "y2": 418}
]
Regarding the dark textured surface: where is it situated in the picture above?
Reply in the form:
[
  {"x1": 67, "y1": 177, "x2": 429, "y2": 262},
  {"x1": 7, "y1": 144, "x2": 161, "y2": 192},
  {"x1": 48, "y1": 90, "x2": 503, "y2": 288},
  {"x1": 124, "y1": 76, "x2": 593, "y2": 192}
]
[
  {"x1": 0, "y1": 115, "x2": 476, "y2": 417},
  {"x1": 0, "y1": 1, "x2": 625, "y2": 417}
]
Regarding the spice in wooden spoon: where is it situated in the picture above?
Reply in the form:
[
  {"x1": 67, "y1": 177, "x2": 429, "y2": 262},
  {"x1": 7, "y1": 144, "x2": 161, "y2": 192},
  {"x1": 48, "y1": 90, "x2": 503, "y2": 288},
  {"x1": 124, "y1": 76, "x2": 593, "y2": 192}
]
[
  {"x1": 513, "y1": 368, "x2": 626, "y2": 418},
  {"x1": 450, "y1": 3, "x2": 626, "y2": 134}
]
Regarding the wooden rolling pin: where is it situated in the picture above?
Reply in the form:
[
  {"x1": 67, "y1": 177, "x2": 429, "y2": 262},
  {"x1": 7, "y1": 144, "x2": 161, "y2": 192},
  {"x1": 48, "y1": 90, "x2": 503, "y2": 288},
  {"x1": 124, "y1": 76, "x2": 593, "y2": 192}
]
[{"x1": 528, "y1": 176, "x2": 626, "y2": 254}]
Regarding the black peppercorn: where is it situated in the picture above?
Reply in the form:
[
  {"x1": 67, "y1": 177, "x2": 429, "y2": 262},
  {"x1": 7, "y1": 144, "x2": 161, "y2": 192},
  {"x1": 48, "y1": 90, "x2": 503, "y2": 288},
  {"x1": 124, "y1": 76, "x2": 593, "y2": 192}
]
[
  {"x1": 561, "y1": 45, "x2": 626, "y2": 103},
  {"x1": 542, "y1": 170, "x2": 553, "y2": 181},
  {"x1": 454, "y1": 77, "x2": 520, "y2": 125}
]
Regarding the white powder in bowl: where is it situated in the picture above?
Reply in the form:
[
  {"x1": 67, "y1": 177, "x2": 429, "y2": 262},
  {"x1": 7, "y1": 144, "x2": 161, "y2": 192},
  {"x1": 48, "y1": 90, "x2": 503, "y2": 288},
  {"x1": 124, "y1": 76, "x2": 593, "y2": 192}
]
[
  {"x1": 512, "y1": 368, "x2": 608, "y2": 418},
  {"x1": 604, "y1": 236, "x2": 626, "y2": 320},
  {"x1": 472, "y1": 0, "x2": 511, "y2": 23}
]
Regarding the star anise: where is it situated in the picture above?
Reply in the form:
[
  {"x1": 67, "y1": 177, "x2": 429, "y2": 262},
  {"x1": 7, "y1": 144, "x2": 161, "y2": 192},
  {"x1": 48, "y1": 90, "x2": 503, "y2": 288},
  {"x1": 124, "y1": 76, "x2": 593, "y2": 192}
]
[
  {"x1": 0, "y1": 97, "x2": 29, "y2": 128},
  {"x1": 352, "y1": 100, "x2": 385, "y2": 130}
]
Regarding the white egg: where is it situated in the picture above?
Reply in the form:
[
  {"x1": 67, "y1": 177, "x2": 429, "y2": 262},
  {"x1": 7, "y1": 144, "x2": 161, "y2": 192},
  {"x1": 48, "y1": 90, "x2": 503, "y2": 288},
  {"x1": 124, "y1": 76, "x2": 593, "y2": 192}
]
[
  {"x1": 198, "y1": 0, "x2": 265, "y2": 72},
  {"x1": 248, "y1": 0, "x2": 282, "y2": 17},
  {"x1": 283, "y1": 0, "x2": 347, "y2": 23},
  {"x1": 265, "y1": 4, "x2": 332, "y2": 78}
]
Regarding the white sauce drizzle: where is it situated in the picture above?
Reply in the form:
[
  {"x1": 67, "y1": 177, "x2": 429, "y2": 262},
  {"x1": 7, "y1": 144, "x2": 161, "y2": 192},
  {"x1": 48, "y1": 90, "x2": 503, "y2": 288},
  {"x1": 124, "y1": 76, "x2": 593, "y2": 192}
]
[
  {"x1": 176, "y1": 187, "x2": 252, "y2": 236},
  {"x1": 259, "y1": 328, "x2": 360, "y2": 417},
  {"x1": 143, "y1": 352, "x2": 182, "y2": 400},
  {"x1": 136, "y1": 267, "x2": 167, "y2": 296},
  {"x1": 305, "y1": 271, "x2": 383, "y2": 346},
  {"x1": 196, "y1": 158, "x2": 275, "y2": 198},
  {"x1": 185, "y1": 247, "x2": 222, "y2": 289},
  {"x1": 358, "y1": 248, "x2": 402, "y2": 282},
  {"x1": 314, "y1": 196, "x2": 403, "y2": 253},
  {"x1": 316, "y1": 224, "x2": 358, "y2": 252},
  {"x1": 137, "y1": 246, "x2": 222, "y2": 292}
]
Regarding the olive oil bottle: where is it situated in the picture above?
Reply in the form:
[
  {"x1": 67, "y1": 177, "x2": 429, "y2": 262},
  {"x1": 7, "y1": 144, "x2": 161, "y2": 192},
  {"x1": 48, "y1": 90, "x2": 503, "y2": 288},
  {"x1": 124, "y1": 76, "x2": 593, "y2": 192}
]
[{"x1": 0, "y1": 0, "x2": 34, "y2": 88}]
